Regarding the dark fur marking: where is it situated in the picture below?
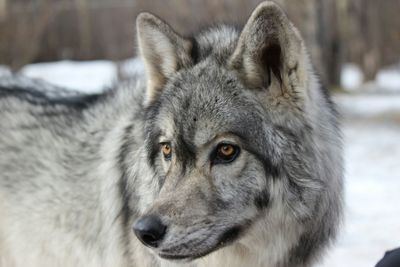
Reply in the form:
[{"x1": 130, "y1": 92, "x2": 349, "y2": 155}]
[
  {"x1": 116, "y1": 120, "x2": 137, "y2": 257},
  {"x1": 190, "y1": 37, "x2": 200, "y2": 64},
  {"x1": 260, "y1": 154, "x2": 280, "y2": 179},
  {"x1": 229, "y1": 131, "x2": 280, "y2": 178},
  {"x1": 175, "y1": 133, "x2": 197, "y2": 175},
  {"x1": 117, "y1": 122, "x2": 135, "y2": 218},
  {"x1": 0, "y1": 86, "x2": 103, "y2": 109},
  {"x1": 144, "y1": 98, "x2": 164, "y2": 167},
  {"x1": 254, "y1": 189, "x2": 270, "y2": 210},
  {"x1": 216, "y1": 225, "x2": 242, "y2": 246},
  {"x1": 146, "y1": 129, "x2": 162, "y2": 168}
]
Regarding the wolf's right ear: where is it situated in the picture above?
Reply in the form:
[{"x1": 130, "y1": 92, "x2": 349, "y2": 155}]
[{"x1": 136, "y1": 13, "x2": 193, "y2": 104}]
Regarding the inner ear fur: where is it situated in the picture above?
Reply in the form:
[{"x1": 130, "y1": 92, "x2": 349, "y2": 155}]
[{"x1": 136, "y1": 12, "x2": 193, "y2": 104}]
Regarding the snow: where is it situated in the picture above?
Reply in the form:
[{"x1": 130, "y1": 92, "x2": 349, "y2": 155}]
[
  {"x1": 335, "y1": 94, "x2": 400, "y2": 117},
  {"x1": 341, "y1": 63, "x2": 400, "y2": 93},
  {"x1": 318, "y1": 94, "x2": 400, "y2": 267},
  {"x1": 119, "y1": 57, "x2": 145, "y2": 79},
  {"x1": 0, "y1": 65, "x2": 12, "y2": 77},
  {"x1": 341, "y1": 64, "x2": 364, "y2": 91},
  {"x1": 20, "y1": 60, "x2": 118, "y2": 93},
  {"x1": 2, "y1": 59, "x2": 400, "y2": 266},
  {"x1": 17, "y1": 58, "x2": 145, "y2": 93},
  {"x1": 376, "y1": 67, "x2": 400, "y2": 92}
]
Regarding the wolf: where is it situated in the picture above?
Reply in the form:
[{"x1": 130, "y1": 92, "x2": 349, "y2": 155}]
[{"x1": 0, "y1": 2, "x2": 343, "y2": 267}]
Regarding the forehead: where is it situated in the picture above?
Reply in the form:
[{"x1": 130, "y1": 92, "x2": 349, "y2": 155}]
[{"x1": 156, "y1": 63, "x2": 265, "y2": 145}]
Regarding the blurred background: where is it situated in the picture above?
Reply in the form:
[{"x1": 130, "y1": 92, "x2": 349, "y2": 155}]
[
  {"x1": 1, "y1": 0, "x2": 400, "y2": 89},
  {"x1": 0, "y1": 0, "x2": 399, "y2": 266}
]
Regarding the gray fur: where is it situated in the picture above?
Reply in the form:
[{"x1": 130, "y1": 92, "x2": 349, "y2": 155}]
[{"x1": 0, "y1": 2, "x2": 343, "y2": 267}]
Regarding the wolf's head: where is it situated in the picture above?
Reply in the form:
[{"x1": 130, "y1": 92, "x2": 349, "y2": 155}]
[{"x1": 132, "y1": 1, "x2": 342, "y2": 264}]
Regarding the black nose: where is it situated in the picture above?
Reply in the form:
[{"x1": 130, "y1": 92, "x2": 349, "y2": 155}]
[{"x1": 133, "y1": 215, "x2": 167, "y2": 248}]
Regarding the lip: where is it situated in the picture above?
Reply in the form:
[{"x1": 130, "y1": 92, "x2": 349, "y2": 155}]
[
  {"x1": 158, "y1": 243, "x2": 221, "y2": 261},
  {"x1": 158, "y1": 250, "x2": 212, "y2": 261},
  {"x1": 158, "y1": 253, "x2": 193, "y2": 260},
  {"x1": 158, "y1": 225, "x2": 245, "y2": 260}
]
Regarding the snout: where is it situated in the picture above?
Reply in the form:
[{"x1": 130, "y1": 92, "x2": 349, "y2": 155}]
[{"x1": 133, "y1": 214, "x2": 167, "y2": 248}]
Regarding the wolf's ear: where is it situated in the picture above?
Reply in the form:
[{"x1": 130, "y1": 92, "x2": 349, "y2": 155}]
[
  {"x1": 136, "y1": 13, "x2": 193, "y2": 103},
  {"x1": 229, "y1": 2, "x2": 306, "y2": 91}
]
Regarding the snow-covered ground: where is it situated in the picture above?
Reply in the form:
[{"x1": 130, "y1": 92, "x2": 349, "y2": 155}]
[
  {"x1": 1, "y1": 60, "x2": 400, "y2": 266},
  {"x1": 16, "y1": 58, "x2": 146, "y2": 93},
  {"x1": 341, "y1": 63, "x2": 400, "y2": 93},
  {"x1": 318, "y1": 94, "x2": 400, "y2": 267},
  {"x1": 20, "y1": 60, "x2": 119, "y2": 93}
]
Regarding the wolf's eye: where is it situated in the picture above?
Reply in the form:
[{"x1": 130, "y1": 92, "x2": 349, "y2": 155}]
[
  {"x1": 213, "y1": 143, "x2": 240, "y2": 164},
  {"x1": 161, "y1": 143, "x2": 172, "y2": 161}
]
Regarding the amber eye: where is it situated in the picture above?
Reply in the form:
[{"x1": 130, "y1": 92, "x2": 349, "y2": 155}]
[
  {"x1": 161, "y1": 143, "x2": 172, "y2": 160},
  {"x1": 219, "y1": 144, "x2": 235, "y2": 157},
  {"x1": 213, "y1": 143, "x2": 240, "y2": 164}
]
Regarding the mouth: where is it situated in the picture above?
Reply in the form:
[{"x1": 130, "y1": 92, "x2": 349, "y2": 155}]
[
  {"x1": 158, "y1": 225, "x2": 243, "y2": 261},
  {"x1": 158, "y1": 253, "x2": 196, "y2": 261}
]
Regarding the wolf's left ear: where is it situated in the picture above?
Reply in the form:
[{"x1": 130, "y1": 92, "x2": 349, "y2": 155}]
[
  {"x1": 136, "y1": 13, "x2": 193, "y2": 104},
  {"x1": 229, "y1": 2, "x2": 307, "y2": 91}
]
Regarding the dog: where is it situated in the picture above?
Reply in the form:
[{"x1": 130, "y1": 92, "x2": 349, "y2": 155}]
[{"x1": 0, "y1": 2, "x2": 343, "y2": 266}]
